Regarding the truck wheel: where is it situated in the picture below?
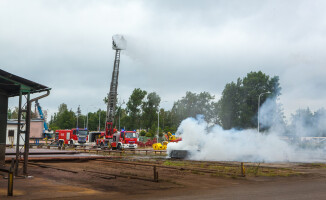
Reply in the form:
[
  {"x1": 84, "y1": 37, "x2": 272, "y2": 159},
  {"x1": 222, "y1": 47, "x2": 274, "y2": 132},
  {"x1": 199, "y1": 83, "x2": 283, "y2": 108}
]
[
  {"x1": 70, "y1": 140, "x2": 73, "y2": 146},
  {"x1": 117, "y1": 144, "x2": 122, "y2": 150},
  {"x1": 59, "y1": 140, "x2": 63, "y2": 147}
]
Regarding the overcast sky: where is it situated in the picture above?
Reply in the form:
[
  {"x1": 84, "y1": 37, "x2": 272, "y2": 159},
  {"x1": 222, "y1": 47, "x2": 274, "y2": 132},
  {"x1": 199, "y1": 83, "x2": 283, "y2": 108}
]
[{"x1": 1, "y1": 0, "x2": 326, "y2": 122}]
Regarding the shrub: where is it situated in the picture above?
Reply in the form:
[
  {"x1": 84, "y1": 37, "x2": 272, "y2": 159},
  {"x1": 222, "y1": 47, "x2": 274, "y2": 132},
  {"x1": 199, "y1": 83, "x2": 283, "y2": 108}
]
[
  {"x1": 145, "y1": 132, "x2": 152, "y2": 137},
  {"x1": 140, "y1": 130, "x2": 146, "y2": 136}
]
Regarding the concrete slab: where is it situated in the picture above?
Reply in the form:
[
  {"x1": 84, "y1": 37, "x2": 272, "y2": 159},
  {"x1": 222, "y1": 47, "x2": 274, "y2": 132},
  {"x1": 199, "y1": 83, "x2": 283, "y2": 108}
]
[{"x1": 5, "y1": 148, "x2": 79, "y2": 155}]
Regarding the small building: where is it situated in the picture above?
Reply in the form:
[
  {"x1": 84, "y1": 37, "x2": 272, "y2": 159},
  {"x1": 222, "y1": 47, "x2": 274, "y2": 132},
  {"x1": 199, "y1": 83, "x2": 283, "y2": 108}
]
[{"x1": 6, "y1": 119, "x2": 44, "y2": 145}]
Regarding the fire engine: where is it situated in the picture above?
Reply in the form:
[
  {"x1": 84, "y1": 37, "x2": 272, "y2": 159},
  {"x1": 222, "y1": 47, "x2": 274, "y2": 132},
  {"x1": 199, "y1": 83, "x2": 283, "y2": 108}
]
[
  {"x1": 111, "y1": 130, "x2": 138, "y2": 150},
  {"x1": 96, "y1": 35, "x2": 139, "y2": 150},
  {"x1": 55, "y1": 128, "x2": 89, "y2": 146}
]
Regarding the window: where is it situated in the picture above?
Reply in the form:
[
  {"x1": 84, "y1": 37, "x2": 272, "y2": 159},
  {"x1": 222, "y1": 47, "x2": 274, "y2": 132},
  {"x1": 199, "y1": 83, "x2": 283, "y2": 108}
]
[{"x1": 8, "y1": 130, "x2": 14, "y2": 137}]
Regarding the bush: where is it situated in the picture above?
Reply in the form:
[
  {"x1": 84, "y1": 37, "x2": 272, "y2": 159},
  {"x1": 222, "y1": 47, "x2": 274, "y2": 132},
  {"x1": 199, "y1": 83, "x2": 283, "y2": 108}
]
[
  {"x1": 159, "y1": 132, "x2": 163, "y2": 137},
  {"x1": 140, "y1": 130, "x2": 146, "y2": 136},
  {"x1": 145, "y1": 132, "x2": 152, "y2": 137}
]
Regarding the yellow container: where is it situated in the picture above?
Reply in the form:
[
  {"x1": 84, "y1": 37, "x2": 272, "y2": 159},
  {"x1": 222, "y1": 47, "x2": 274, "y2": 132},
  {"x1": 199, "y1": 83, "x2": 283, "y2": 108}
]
[{"x1": 152, "y1": 143, "x2": 163, "y2": 150}]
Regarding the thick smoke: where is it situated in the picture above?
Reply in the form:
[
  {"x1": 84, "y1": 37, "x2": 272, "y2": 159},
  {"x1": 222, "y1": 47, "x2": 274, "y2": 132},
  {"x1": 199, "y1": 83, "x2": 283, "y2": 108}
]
[{"x1": 167, "y1": 99, "x2": 326, "y2": 163}]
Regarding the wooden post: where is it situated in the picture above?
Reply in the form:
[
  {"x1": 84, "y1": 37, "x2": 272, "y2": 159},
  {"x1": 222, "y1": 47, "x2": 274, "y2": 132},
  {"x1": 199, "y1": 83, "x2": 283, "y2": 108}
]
[
  {"x1": 153, "y1": 166, "x2": 157, "y2": 182},
  {"x1": 241, "y1": 162, "x2": 246, "y2": 177}
]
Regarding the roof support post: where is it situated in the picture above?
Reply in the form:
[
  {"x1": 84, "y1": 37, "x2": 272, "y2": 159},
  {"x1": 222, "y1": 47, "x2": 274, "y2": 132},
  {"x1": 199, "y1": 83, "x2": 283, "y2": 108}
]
[
  {"x1": 15, "y1": 91, "x2": 22, "y2": 176},
  {"x1": 0, "y1": 93, "x2": 8, "y2": 166},
  {"x1": 23, "y1": 92, "x2": 30, "y2": 176}
]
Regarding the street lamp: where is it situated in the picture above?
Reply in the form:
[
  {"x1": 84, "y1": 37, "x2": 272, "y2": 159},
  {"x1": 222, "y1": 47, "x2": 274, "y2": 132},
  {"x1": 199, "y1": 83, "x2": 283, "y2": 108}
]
[
  {"x1": 258, "y1": 92, "x2": 271, "y2": 133},
  {"x1": 98, "y1": 110, "x2": 101, "y2": 131},
  {"x1": 77, "y1": 105, "x2": 80, "y2": 128},
  {"x1": 119, "y1": 100, "x2": 125, "y2": 132}
]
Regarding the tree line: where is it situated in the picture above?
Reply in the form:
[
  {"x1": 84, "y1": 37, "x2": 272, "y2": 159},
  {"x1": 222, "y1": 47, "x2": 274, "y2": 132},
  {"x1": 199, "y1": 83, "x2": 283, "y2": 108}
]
[{"x1": 44, "y1": 71, "x2": 283, "y2": 137}]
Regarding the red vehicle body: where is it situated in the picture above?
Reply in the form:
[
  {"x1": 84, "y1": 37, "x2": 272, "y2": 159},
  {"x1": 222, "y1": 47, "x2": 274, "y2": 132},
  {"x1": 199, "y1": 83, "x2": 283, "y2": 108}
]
[
  {"x1": 55, "y1": 128, "x2": 89, "y2": 146},
  {"x1": 112, "y1": 130, "x2": 138, "y2": 149},
  {"x1": 96, "y1": 130, "x2": 138, "y2": 150}
]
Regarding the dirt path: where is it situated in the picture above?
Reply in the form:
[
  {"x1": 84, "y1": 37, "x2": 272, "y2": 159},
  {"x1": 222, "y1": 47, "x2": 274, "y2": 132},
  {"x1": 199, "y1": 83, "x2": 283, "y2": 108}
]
[{"x1": 1, "y1": 159, "x2": 326, "y2": 199}]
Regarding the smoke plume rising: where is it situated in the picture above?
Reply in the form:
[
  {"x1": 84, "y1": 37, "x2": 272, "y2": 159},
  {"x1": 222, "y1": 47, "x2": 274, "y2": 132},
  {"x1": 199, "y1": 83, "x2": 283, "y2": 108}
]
[{"x1": 167, "y1": 99, "x2": 326, "y2": 163}]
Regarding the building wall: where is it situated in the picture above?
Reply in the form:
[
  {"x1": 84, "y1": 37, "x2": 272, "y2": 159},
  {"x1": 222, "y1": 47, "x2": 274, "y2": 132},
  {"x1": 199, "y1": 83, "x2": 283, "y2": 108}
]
[
  {"x1": 6, "y1": 124, "x2": 25, "y2": 146},
  {"x1": 30, "y1": 121, "x2": 43, "y2": 138},
  {"x1": 6, "y1": 120, "x2": 44, "y2": 145}
]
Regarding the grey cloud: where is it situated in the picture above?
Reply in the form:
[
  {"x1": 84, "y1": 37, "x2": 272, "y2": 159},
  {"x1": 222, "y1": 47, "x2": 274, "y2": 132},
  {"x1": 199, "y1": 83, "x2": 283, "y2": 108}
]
[{"x1": 1, "y1": 0, "x2": 326, "y2": 121}]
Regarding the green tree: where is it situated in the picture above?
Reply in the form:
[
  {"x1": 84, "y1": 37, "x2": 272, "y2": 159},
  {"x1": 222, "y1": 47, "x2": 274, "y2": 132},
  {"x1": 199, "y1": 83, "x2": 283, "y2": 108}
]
[
  {"x1": 126, "y1": 88, "x2": 147, "y2": 129},
  {"x1": 142, "y1": 92, "x2": 161, "y2": 129},
  {"x1": 49, "y1": 103, "x2": 76, "y2": 130},
  {"x1": 140, "y1": 130, "x2": 146, "y2": 136},
  {"x1": 217, "y1": 71, "x2": 281, "y2": 129},
  {"x1": 171, "y1": 91, "x2": 215, "y2": 126},
  {"x1": 87, "y1": 109, "x2": 106, "y2": 131},
  {"x1": 217, "y1": 78, "x2": 242, "y2": 129}
]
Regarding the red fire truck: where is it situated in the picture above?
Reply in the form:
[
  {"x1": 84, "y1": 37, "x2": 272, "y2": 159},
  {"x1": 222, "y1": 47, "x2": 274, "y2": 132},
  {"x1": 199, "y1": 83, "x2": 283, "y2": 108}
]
[
  {"x1": 55, "y1": 128, "x2": 89, "y2": 146},
  {"x1": 96, "y1": 130, "x2": 138, "y2": 149},
  {"x1": 112, "y1": 130, "x2": 138, "y2": 150}
]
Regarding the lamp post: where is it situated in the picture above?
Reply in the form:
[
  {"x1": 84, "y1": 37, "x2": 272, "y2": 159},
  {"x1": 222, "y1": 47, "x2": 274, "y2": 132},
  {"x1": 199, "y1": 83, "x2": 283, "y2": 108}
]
[
  {"x1": 86, "y1": 108, "x2": 89, "y2": 129},
  {"x1": 98, "y1": 110, "x2": 101, "y2": 131},
  {"x1": 77, "y1": 105, "x2": 80, "y2": 129},
  {"x1": 118, "y1": 100, "x2": 125, "y2": 132},
  {"x1": 258, "y1": 92, "x2": 271, "y2": 133},
  {"x1": 157, "y1": 106, "x2": 160, "y2": 142}
]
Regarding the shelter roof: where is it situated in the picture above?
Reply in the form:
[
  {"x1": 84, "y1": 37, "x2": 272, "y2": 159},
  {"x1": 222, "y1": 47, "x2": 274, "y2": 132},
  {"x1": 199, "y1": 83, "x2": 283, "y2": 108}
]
[{"x1": 0, "y1": 69, "x2": 50, "y2": 97}]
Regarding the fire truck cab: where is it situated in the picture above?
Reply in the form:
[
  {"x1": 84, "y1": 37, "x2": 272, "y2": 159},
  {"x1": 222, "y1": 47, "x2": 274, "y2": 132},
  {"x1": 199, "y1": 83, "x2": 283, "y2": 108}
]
[
  {"x1": 111, "y1": 130, "x2": 138, "y2": 150},
  {"x1": 55, "y1": 128, "x2": 89, "y2": 146}
]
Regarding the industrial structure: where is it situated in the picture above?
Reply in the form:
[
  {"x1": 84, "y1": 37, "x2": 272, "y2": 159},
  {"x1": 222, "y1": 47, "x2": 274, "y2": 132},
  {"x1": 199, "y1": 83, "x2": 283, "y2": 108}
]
[{"x1": 0, "y1": 69, "x2": 50, "y2": 175}]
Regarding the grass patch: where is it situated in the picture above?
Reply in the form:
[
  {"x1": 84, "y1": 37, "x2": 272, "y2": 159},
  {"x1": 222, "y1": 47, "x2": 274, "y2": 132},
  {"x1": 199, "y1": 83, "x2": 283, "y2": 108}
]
[
  {"x1": 163, "y1": 160, "x2": 187, "y2": 167},
  {"x1": 163, "y1": 160, "x2": 301, "y2": 178}
]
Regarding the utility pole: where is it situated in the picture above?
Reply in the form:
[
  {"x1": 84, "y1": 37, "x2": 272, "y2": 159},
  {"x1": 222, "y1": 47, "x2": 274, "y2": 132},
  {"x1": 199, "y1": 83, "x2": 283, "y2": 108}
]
[
  {"x1": 98, "y1": 110, "x2": 101, "y2": 131},
  {"x1": 77, "y1": 105, "x2": 80, "y2": 128}
]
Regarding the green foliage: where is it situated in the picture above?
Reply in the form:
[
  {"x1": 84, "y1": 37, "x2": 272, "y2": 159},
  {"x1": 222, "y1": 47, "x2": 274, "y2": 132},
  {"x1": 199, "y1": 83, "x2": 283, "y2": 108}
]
[
  {"x1": 159, "y1": 131, "x2": 163, "y2": 137},
  {"x1": 126, "y1": 88, "x2": 147, "y2": 129},
  {"x1": 140, "y1": 130, "x2": 146, "y2": 136},
  {"x1": 49, "y1": 103, "x2": 76, "y2": 130},
  {"x1": 217, "y1": 71, "x2": 282, "y2": 129},
  {"x1": 87, "y1": 110, "x2": 106, "y2": 131},
  {"x1": 142, "y1": 92, "x2": 161, "y2": 129},
  {"x1": 48, "y1": 71, "x2": 283, "y2": 133},
  {"x1": 171, "y1": 91, "x2": 215, "y2": 125},
  {"x1": 145, "y1": 132, "x2": 152, "y2": 137}
]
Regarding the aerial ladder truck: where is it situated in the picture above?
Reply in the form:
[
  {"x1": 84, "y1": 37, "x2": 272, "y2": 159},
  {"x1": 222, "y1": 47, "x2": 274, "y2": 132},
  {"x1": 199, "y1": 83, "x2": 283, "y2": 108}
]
[{"x1": 97, "y1": 35, "x2": 138, "y2": 149}]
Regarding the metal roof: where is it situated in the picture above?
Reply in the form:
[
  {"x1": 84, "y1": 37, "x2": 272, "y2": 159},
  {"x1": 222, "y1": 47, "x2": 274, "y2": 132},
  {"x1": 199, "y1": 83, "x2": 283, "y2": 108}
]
[{"x1": 0, "y1": 69, "x2": 50, "y2": 97}]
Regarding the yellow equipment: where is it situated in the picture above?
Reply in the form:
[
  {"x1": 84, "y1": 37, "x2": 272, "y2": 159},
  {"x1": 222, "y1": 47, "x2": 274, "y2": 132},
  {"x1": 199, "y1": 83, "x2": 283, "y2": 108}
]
[
  {"x1": 167, "y1": 132, "x2": 177, "y2": 141},
  {"x1": 152, "y1": 132, "x2": 180, "y2": 150},
  {"x1": 152, "y1": 141, "x2": 168, "y2": 150}
]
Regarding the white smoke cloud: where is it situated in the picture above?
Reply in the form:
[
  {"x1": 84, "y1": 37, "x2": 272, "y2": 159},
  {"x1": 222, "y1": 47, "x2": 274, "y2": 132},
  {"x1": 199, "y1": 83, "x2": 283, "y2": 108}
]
[{"x1": 167, "y1": 99, "x2": 326, "y2": 163}]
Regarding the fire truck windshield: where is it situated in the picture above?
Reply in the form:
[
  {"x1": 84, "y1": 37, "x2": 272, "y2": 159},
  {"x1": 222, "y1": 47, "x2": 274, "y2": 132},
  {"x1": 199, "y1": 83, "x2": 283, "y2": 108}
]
[
  {"x1": 78, "y1": 130, "x2": 88, "y2": 136},
  {"x1": 125, "y1": 132, "x2": 137, "y2": 138}
]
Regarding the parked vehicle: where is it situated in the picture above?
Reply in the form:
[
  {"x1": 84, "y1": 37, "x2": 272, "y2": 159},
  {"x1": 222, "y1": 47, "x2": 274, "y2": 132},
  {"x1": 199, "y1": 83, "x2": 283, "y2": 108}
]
[
  {"x1": 55, "y1": 128, "x2": 89, "y2": 146},
  {"x1": 111, "y1": 130, "x2": 138, "y2": 150}
]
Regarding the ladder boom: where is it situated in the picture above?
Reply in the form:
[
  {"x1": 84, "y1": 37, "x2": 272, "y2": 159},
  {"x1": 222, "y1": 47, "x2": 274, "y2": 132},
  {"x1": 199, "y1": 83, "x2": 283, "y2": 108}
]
[{"x1": 106, "y1": 50, "x2": 120, "y2": 132}]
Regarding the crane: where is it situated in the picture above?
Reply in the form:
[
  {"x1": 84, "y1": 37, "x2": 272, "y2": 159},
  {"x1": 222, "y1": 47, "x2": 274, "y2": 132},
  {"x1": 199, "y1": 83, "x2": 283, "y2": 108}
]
[{"x1": 35, "y1": 100, "x2": 51, "y2": 138}]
